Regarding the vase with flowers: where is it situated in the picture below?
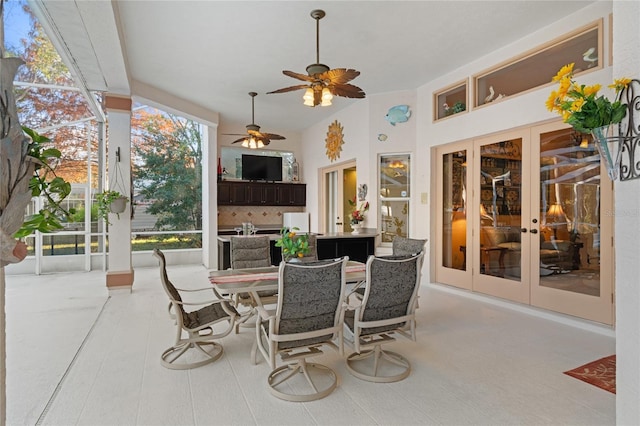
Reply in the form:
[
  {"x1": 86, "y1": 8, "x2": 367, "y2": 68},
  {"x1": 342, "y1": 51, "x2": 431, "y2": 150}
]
[
  {"x1": 348, "y1": 197, "x2": 369, "y2": 234},
  {"x1": 546, "y1": 63, "x2": 631, "y2": 180},
  {"x1": 275, "y1": 226, "x2": 310, "y2": 262}
]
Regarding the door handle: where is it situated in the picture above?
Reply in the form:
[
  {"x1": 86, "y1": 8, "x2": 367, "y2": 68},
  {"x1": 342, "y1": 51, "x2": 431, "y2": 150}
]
[
  {"x1": 530, "y1": 229, "x2": 538, "y2": 234},
  {"x1": 336, "y1": 222, "x2": 343, "y2": 226},
  {"x1": 521, "y1": 228, "x2": 528, "y2": 233}
]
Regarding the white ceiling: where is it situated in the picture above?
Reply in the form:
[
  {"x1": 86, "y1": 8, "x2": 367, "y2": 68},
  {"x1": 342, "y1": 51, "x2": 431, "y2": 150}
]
[{"x1": 35, "y1": 0, "x2": 595, "y2": 135}]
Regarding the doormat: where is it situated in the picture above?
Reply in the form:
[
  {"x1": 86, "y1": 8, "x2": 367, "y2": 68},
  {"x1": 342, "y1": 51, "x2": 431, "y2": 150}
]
[{"x1": 564, "y1": 355, "x2": 616, "y2": 394}]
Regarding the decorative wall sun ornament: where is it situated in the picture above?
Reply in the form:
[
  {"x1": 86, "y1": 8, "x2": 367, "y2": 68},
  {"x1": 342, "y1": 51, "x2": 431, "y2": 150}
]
[{"x1": 325, "y1": 120, "x2": 344, "y2": 162}]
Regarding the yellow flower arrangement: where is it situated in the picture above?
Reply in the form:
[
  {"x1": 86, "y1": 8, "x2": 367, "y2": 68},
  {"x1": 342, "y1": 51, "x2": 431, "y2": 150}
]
[{"x1": 546, "y1": 63, "x2": 630, "y2": 134}]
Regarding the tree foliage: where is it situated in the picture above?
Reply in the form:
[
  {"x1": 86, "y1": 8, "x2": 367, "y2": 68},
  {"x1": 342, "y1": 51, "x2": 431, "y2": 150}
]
[
  {"x1": 132, "y1": 110, "x2": 202, "y2": 231},
  {"x1": 13, "y1": 4, "x2": 98, "y2": 186}
]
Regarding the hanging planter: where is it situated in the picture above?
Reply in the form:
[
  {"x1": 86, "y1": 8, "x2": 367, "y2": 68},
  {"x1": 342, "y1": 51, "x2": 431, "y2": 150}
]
[
  {"x1": 96, "y1": 190, "x2": 129, "y2": 224},
  {"x1": 96, "y1": 147, "x2": 130, "y2": 225}
]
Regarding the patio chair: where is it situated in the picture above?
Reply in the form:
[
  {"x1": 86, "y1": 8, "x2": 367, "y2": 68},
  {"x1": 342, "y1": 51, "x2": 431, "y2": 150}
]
[
  {"x1": 228, "y1": 235, "x2": 277, "y2": 309},
  {"x1": 351, "y1": 235, "x2": 426, "y2": 302},
  {"x1": 392, "y1": 235, "x2": 427, "y2": 257},
  {"x1": 252, "y1": 257, "x2": 348, "y2": 402},
  {"x1": 153, "y1": 248, "x2": 238, "y2": 369},
  {"x1": 344, "y1": 252, "x2": 424, "y2": 382}
]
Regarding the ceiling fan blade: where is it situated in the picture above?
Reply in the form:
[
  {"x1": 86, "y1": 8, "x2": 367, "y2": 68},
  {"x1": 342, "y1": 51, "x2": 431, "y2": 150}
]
[
  {"x1": 267, "y1": 84, "x2": 310, "y2": 94},
  {"x1": 319, "y1": 68, "x2": 361, "y2": 85},
  {"x1": 282, "y1": 70, "x2": 315, "y2": 82},
  {"x1": 231, "y1": 136, "x2": 248, "y2": 144},
  {"x1": 329, "y1": 83, "x2": 366, "y2": 99},
  {"x1": 260, "y1": 132, "x2": 286, "y2": 140}
]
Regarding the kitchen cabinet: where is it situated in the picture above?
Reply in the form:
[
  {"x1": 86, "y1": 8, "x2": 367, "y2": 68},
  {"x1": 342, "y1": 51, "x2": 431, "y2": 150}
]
[{"x1": 218, "y1": 181, "x2": 305, "y2": 206}]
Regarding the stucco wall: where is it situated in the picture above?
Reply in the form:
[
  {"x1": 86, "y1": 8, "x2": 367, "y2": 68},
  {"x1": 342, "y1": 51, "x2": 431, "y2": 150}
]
[{"x1": 612, "y1": 0, "x2": 640, "y2": 423}]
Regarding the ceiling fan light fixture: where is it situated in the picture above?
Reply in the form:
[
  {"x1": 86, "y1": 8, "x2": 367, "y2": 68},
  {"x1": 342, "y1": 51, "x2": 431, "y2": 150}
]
[
  {"x1": 303, "y1": 87, "x2": 315, "y2": 106},
  {"x1": 241, "y1": 139, "x2": 249, "y2": 148},
  {"x1": 249, "y1": 138, "x2": 257, "y2": 149},
  {"x1": 321, "y1": 87, "x2": 333, "y2": 106},
  {"x1": 257, "y1": 140, "x2": 265, "y2": 148}
]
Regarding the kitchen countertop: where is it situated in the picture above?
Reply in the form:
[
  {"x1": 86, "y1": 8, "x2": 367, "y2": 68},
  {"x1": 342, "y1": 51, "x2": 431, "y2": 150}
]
[{"x1": 217, "y1": 229, "x2": 378, "y2": 242}]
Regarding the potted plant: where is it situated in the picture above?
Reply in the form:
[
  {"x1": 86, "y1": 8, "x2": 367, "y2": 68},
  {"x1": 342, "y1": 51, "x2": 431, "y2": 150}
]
[
  {"x1": 275, "y1": 226, "x2": 310, "y2": 262},
  {"x1": 96, "y1": 189, "x2": 129, "y2": 225},
  {"x1": 348, "y1": 197, "x2": 369, "y2": 234}
]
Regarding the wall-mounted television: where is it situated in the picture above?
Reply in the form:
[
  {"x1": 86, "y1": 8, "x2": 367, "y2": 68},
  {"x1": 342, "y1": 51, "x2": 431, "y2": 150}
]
[{"x1": 241, "y1": 154, "x2": 282, "y2": 182}]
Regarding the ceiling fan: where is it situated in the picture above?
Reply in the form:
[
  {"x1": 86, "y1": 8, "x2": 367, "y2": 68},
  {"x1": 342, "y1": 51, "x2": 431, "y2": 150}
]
[
  {"x1": 267, "y1": 9, "x2": 365, "y2": 107},
  {"x1": 224, "y1": 92, "x2": 285, "y2": 149}
]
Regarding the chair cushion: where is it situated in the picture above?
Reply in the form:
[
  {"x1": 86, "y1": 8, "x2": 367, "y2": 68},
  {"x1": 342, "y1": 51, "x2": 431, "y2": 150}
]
[{"x1": 184, "y1": 301, "x2": 237, "y2": 330}]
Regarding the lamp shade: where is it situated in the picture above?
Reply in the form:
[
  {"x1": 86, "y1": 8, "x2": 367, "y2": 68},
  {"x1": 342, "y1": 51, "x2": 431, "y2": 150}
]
[
  {"x1": 303, "y1": 88, "x2": 314, "y2": 106},
  {"x1": 546, "y1": 203, "x2": 566, "y2": 223},
  {"x1": 321, "y1": 87, "x2": 333, "y2": 106}
]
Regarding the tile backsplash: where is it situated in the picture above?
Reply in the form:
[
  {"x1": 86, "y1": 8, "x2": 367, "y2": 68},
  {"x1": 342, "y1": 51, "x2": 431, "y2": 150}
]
[{"x1": 218, "y1": 206, "x2": 304, "y2": 228}]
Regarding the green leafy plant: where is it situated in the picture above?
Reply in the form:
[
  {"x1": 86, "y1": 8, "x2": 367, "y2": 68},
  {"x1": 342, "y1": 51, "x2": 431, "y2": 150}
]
[
  {"x1": 546, "y1": 63, "x2": 630, "y2": 133},
  {"x1": 444, "y1": 101, "x2": 466, "y2": 116},
  {"x1": 14, "y1": 127, "x2": 75, "y2": 238},
  {"x1": 275, "y1": 226, "x2": 309, "y2": 261},
  {"x1": 96, "y1": 190, "x2": 128, "y2": 225}
]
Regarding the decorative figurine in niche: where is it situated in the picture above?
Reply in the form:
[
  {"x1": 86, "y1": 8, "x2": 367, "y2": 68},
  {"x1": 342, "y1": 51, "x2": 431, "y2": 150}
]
[
  {"x1": 484, "y1": 86, "x2": 507, "y2": 104},
  {"x1": 358, "y1": 184, "x2": 368, "y2": 201},
  {"x1": 385, "y1": 105, "x2": 411, "y2": 126},
  {"x1": 583, "y1": 47, "x2": 597, "y2": 68}
]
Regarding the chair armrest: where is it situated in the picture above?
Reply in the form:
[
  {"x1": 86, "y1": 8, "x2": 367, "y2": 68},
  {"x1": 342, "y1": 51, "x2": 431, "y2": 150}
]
[
  {"x1": 174, "y1": 286, "x2": 219, "y2": 293},
  {"x1": 255, "y1": 306, "x2": 275, "y2": 321}
]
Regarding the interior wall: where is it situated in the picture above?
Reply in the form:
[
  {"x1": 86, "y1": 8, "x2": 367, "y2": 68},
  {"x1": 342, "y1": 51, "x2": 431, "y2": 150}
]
[
  {"x1": 416, "y1": 0, "x2": 612, "y2": 283},
  {"x1": 612, "y1": 0, "x2": 640, "y2": 422},
  {"x1": 302, "y1": 101, "x2": 370, "y2": 233}
]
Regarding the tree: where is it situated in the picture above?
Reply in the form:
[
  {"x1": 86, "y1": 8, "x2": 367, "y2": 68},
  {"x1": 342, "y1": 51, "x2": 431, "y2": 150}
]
[
  {"x1": 13, "y1": 4, "x2": 98, "y2": 186},
  {"x1": 133, "y1": 110, "x2": 202, "y2": 232}
]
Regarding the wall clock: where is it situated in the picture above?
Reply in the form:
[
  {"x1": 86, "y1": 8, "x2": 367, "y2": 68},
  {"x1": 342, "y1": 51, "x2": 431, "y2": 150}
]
[{"x1": 325, "y1": 120, "x2": 344, "y2": 162}]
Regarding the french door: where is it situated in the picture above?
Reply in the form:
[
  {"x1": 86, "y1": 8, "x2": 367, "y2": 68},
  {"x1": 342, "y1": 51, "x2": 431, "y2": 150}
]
[
  {"x1": 435, "y1": 121, "x2": 613, "y2": 324},
  {"x1": 320, "y1": 160, "x2": 357, "y2": 234}
]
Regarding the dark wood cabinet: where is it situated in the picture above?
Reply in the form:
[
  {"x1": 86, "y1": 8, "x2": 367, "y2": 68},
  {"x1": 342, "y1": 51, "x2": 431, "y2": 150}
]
[
  {"x1": 317, "y1": 237, "x2": 375, "y2": 264},
  {"x1": 218, "y1": 181, "x2": 305, "y2": 206},
  {"x1": 218, "y1": 234, "x2": 375, "y2": 270},
  {"x1": 277, "y1": 184, "x2": 306, "y2": 206},
  {"x1": 248, "y1": 183, "x2": 277, "y2": 205},
  {"x1": 218, "y1": 181, "x2": 248, "y2": 205}
]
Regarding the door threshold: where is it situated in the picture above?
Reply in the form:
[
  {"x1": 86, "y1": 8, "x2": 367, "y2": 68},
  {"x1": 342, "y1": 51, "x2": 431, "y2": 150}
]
[{"x1": 428, "y1": 282, "x2": 615, "y2": 338}]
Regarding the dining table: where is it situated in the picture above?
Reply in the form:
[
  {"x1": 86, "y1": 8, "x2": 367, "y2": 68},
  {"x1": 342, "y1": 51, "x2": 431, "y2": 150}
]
[{"x1": 209, "y1": 260, "x2": 367, "y2": 308}]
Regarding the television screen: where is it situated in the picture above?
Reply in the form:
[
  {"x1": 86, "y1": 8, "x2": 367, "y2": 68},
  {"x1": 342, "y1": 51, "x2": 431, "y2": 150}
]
[{"x1": 242, "y1": 154, "x2": 282, "y2": 181}]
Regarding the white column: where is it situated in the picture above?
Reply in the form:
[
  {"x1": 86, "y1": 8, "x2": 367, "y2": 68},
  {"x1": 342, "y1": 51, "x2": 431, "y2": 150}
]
[
  {"x1": 104, "y1": 95, "x2": 134, "y2": 290},
  {"x1": 613, "y1": 2, "x2": 640, "y2": 424},
  {"x1": 202, "y1": 124, "x2": 219, "y2": 269}
]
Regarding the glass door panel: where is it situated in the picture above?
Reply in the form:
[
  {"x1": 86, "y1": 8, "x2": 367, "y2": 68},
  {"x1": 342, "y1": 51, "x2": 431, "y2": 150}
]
[
  {"x1": 435, "y1": 140, "x2": 472, "y2": 290},
  {"x1": 473, "y1": 130, "x2": 530, "y2": 304},
  {"x1": 530, "y1": 122, "x2": 613, "y2": 324},
  {"x1": 479, "y1": 138, "x2": 523, "y2": 280},
  {"x1": 441, "y1": 151, "x2": 467, "y2": 270}
]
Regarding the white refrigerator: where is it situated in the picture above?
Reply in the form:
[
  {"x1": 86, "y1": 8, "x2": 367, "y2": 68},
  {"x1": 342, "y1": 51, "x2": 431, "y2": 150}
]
[{"x1": 282, "y1": 212, "x2": 310, "y2": 233}]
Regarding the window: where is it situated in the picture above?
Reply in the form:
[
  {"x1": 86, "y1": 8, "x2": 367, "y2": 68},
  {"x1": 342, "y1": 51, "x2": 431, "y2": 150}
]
[{"x1": 379, "y1": 154, "x2": 411, "y2": 244}]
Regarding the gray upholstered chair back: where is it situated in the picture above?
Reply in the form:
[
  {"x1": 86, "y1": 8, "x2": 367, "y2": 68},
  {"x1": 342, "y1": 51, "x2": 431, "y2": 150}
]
[
  {"x1": 230, "y1": 235, "x2": 271, "y2": 269},
  {"x1": 360, "y1": 254, "x2": 423, "y2": 335},
  {"x1": 392, "y1": 236, "x2": 427, "y2": 256},
  {"x1": 275, "y1": 258, "x2": 347, "y2": 350}
]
